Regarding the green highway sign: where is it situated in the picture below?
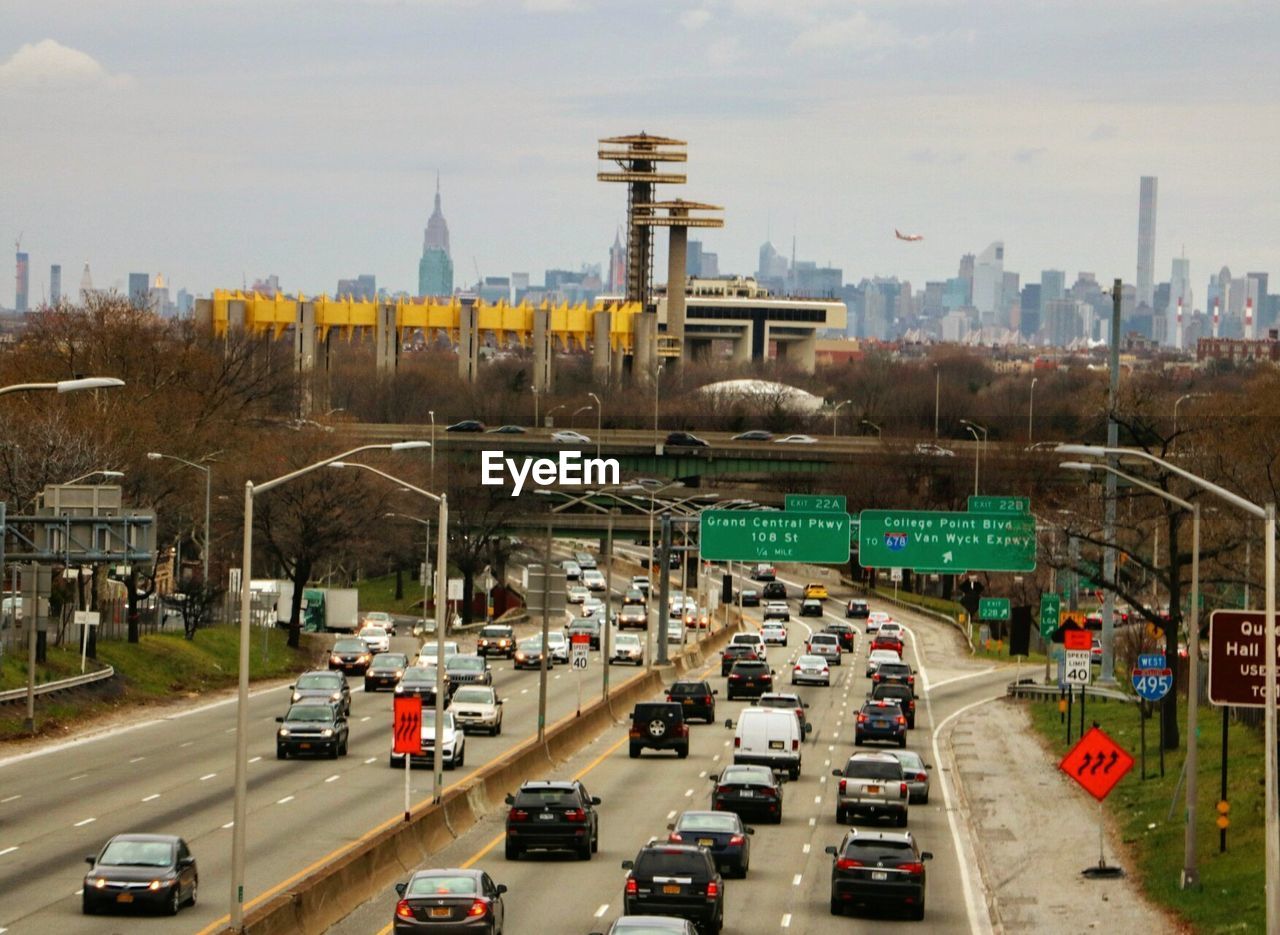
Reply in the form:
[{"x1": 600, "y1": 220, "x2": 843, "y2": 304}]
[
  {"x1": 968, "y1": 495, "x2": 1030, "y2": 514},
  {"x1": 700, "y1": 509, "x2": 851, "y2": 564},
  {"x1": 979, "y1": 597, "x2": 1011, "y2": 621},
  {"x1": 786, "y1": 493, "x2": 847, "y2": 513},
  {"x1": 1039, "y1": 593, "x2": 1061, "y2": 639},
  {"x1": 858, "y1": 509, "x2": 1037, "y2": 572}
]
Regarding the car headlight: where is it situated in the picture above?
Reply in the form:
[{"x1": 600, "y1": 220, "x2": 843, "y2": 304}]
[
  {"x1": 321, "y1": 728, "x2": 334, "y2": 737},
  {"x1": 330, "y1": 692, "x2": 341, "y2": 702},
  {"x1": 93, "y1": 878, "x2": 106, "y2": 889},
  {"x1": 278, "y1": 728, "x2": 290, "y2": 736},
  {"x1": 515, "y1": 653, "x2": 526, "y2": 661},
  {"x1": 291, "y1": 692, "x2": 302, "y2": 702},
  {"x1": 330, "y1": 655, "x2": 342, "y2": 663}
]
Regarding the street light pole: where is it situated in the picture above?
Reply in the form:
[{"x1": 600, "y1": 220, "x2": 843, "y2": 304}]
[
  {"x1": 832, "y1": 399, "x2": 851, "y2": 437},
  {"x1": 1173, "y1": 393, "x2": 1207, "y2": 435},
  {"x1": 148, "y1": 452, "x2": 213, "y2": 585},
  {"x1": 1029, "y1": 377, "x2": 1038, "y2": 444},
  {"x1": 934, "y1": 364, "x2": 940, "y2": 439},
  {"x1": 964, "y1": 426, "x2": 980, "y2": 495},
  {"x1": 429, "y1": 410, "x2": 436, "y2": 490},
  {"x1": 603, "y1": 508, "x2": 615, "y2": 698},
  {"x1": 860, "y1": 420, "x2": 882, "y2": 439},
  {"x1": 588, "y1": 392, "x2": 602, "y2": 459}
]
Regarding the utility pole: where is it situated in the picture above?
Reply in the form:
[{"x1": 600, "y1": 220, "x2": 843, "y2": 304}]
[
  {"x1": 603, "y1": 509, "x2": 615, "y2": 699},
  {"x1": 1099, "y1": 279, "x2": 1121, "y2": 687},
  {"x1": 657, "y1": 513, "x2": 671, "y2": 666},
  {"x1": 537, "y1": 524, "x2": 551, "y2": 743}
]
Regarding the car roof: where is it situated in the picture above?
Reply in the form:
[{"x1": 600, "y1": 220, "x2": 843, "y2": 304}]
[
  {"x1": 106, "y1": 833, "x2": 182, "y2": 844},
  {"x1": 519, "y1": 780, "x2": 578, "y2": 791},
  {"x1": 843, "y1": 828, "x2": 915, "y2": 845},
  {"x1": 408, "y1": 867, "x2": 484, "y2": 880},
  {"x1": 847, "y1": 751, "x2": 901, "y2": 764}
]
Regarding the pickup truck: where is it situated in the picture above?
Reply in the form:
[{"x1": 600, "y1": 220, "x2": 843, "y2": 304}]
[
  {"x1": 617, "y1": 603, "x2": 648, "y2": 630},
  {"x1": 831, "y1": 752, "x2": 909, "y2": 826}
]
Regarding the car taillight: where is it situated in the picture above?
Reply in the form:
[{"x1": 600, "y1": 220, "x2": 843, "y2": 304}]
[
  {"x1": 835, "y1": 858, "x2": 863, "y2": 870},
  {"x1": 907, "y1": 675, "x2": 915, "y2": 684},
  {"x1": 796, "y1": 708, "x2": 804, "y2": 719},
  {"x1": 706, "y1": 880, "x2": 719, "y2": 899},
  {"x1": 857, "y1": 714, "x2": 867, "y2": 724},
  {"x1": 872, "y1": 673, "x2": 882, "y2": 682},
  {"x1": 899, "y1": 862, "x2": 925, "y2": 875},
  {"x1": 676, "y1": 724, "x2": 689, "y2": 737},
  {"x1": 794, "y1": 665, "x2": 802, "y2": 672},
  {"x1": 564, "y1": 808, "x2": 587, "y2": 822},
  {"x1": 839, "y1": 779, "x2": 847, "y2": 794},
  {"x1": 762, "y1": 674, "x2": 772, "y2": 682},
  {"x1": 897, "y1": 715, "x2": 906, "y2": 726},
  {"x1": 396, "y1": 899, "x2": 415, "y2": 919},
  {"x1": 703, "y1": 696, "x2": 712, "y2": 704},
  {"x1": 916, "y1": 772, "x2": 928, "y2": 781},
  {"x1": 792, "y1": 739, "x2": 799, "y2": 751},
  {"x1": 467, "y1": 899, "x2": 488, "y2": 918},
  {"x1": 665, "y1": 695, "x2": 674, "y2": 702},
  {"x1": 822, "y1": 668, "x2": 829, "y2": 675},
  {"x1": 728, "y1": 834, "x2": 744, "y2": 846},
  {"x1": 508, "y1": 808, "x2": 529, "y2": 822},
  {"x1": 717, "y1": 784, "x2": 733, "y2": 794},
  {"x1": 900, "y1": 782, "x2": 908, "y2": 798},
  {"x1": 729, "y1": 674, "x2": 741, "y2": 681},
  {"x1": 669, "y1": 831, "x2": 683, "y2": 842},
  {"x1": 761, "y1": 786, "x2": 778, "y2": 798},
  {"x1": 625, "y1": 877, "x2": 638, "y2": 895}
]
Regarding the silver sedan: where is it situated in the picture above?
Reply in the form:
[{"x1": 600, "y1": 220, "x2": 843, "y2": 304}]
[{"x1": 889, "y1": 748, "x2": 932, "y2": 804}]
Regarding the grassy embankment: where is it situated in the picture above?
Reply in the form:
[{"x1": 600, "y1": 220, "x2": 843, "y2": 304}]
[
  {"x1": 1025, "y1": 694, "x2": 1266, "y2": 932},
  {"x1": 0, "y1": 625, "x2": 318, "y2": 741}
]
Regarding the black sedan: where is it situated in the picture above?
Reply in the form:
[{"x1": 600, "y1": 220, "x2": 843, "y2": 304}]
[
  {"x1": 364, "y1": 653, "x2": 409, "y2": 693},
  {"x1": 665, "y1": 431, "x2": 709, "y2": 447},
  {"x1": 513, "y1": 637, "x2": 546, "y2": 670},
  {"x1": 665, "y1": 679, "x2": 717, "y2": 723},
  {"x1": 854, "y1": 700, "x2": 907, "y2": 748},
  {"x1": 83, "y1": 833, "x2": 198, "y2": 916},
  {"x1": 825, "y1": 829, "x2": 932, "y2": 920},
  {"x1": 737, "y1": 588, "x2": 760, "y2": 607},
  {"x1": 486, "y1": 425, "x2": 527, "y2": 434},
  {"x1": 328, "y1": 637, "x2": 373, "y2": 675},
  {"x1": 393, "y1": 868, "x2": 507, "y2": 934},
  {"x1": 290, "y1": 669, "x2": 352, "y2": 714},
  {"x1": 732, "y1": 430, "x2": 773, "y2": 442},
  {"x1": 276, "y1": 702, "x2": 349, "y2": 758},
  {"x1": 396, "y1": 667, "x2": 448, "y2": 705},
  {"x1": 446, "y1": 420, "x2": 486, "y2": 432},
  {"x1": 709, "y1": 764, "x2": 784, "y2": 823},
  {"x1": 668, "y1": 810, "x2": 754, "y2": 877}
]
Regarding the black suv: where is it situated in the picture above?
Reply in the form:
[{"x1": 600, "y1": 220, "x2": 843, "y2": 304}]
[
  {"x1": 762, "y1": 581, "x2": 787, "y2": 600},
  {"x1": 872, "y1": 661, "x2": 916, "y2": 693},
  {"x1": 622, "y1": 843, "x2": 724, "y2": 933},
  {"x1": 870, "y1": 682, "x2": 917, "y2": 729},
  {"x1": 504, "y1": 780, "x2": 601, "y2": 861},
  {"x1": 665, "y1": 431, "x2": 709, "y2": 447},
  {"x1": 823, "y1": 622, "x2": 857, "y2": 653},
  {"x1": 328, "y1": 638, "x2": 372, "y2": 675},
  {"x1": 476, "y1": 624, "x2": 516, "y2": 659},
  {"x1": 629, "y1": 702, "x2": 690, "y2": 759},
  {"x1": 720, "y1": 644, "x2": 759, "y2": 677},
  {"x1": 725, "y1": 660, "x2": 773, "y2": 700},
  {"x1": 290, "y1": 669, "x2": 352, "y2": 714},
  {"x1": 846, "y1": 599, "x2": 870, "y2": 619},
  {"x1": 666, "y1": 680, "x2": 717, "y2": 723},
  {"x1": 275, "y1": 703, "x2": 349, "y2": 759},
  {"x1": 825, "y1": 829, "x2": 932, "y2": 920}
]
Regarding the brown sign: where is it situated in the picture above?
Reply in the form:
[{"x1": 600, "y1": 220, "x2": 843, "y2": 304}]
[{"x1": 1207, "y1": 610, "x2": 1280, "y2": 708}]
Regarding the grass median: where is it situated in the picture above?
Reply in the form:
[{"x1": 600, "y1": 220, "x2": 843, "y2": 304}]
[
  {"x1": 1025, "y1": 693, "x2": 1266, "y2": 932},
  {"x1": 0, "y1": 625, "x2": 322, "y2": 742}
]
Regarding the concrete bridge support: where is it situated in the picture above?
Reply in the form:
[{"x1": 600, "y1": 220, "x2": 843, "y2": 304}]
[
  {"x1": 532, "y1": 308, "x2": 554, "y2": 393},
  {"x1": 592, "y1": 311, "x2": 612, "y2": 384},
  {"x1": 633, "y1": 312, "x2": 656, "y2": 383},
  {"x1": 458, "y1": 301, "x2": 480, "y2": 383},
  {"x1": 374, "y1": 302, "x2": 399, "y2": 375},
  {"x1": 665, "y1": 226, "x2": 688, "y2": 365}
]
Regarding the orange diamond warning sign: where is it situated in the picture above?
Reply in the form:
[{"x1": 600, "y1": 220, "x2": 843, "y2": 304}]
[{"x1": 1059, "y1": 727, "x2": 1134, "y2": 801}]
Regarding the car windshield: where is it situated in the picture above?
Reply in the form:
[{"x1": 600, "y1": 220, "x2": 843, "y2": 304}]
[
  {"x1": 844, "y1": 840, "x2": 916, "y2": 863},
  {"x1": 870, "y1": 651, "x2": 900, "y2": 662},
  {"x1": 480, "y1": 627, "x2": 510, "y2": 638},
  {"x1": 296, "y1": 673, "x2": 341, "y2": 688},
  {"x1": 286, "y1": 705, "x2": 333, "y2": 722},
  {"x1": 722, "y1": 766, "x2": 772, "y2": 784},
  {"x1": 372, "y1": 654, "x2": 407, "y2": 668},
  {"x1": 421, "y1": 711, "x2": 453, "y2": 730},
  {"x1": 406, "y1": 874, "x2": 477, "y2": 896},
  {"x1": 361, "y1": 627, "x2": 387, "y2": 638},
  {"x1": 453, "y1": 687, "x2": 493, "y2": 704},
  {"x1": 669, "y1": 682, "x2": 706, "y2": 695},
  {"x1": 845, "y1": 758, "x2": 902, "y2": 780},
  {"x1": 332, "y1": 640, "x2": 365, "y2": 653},
  {"x1": 98, "y1": 839, "x2": 174, "y2": 867},
  {"x1": 797, "y1": 655, "x2": 826, "y2": 666},
  {"x1": 732, "y1": 661, "x2": 767, "y2": 672},
  {"x1": 759, "y1": 697, "x2": 798, "y2": 709},
  {"x1": 812, "y1": 636, "x2": 837, "y2": 645},
  {"x1": 447, "y1": 656, "x2": 485, "y2": 672},
  {"x1": 519, "y1": 638, "x2": 544, "y2": 651},
  {"x1": 615, "y1": 635, "x2": 640, "y2": 646},
  {"x1": 546, "y1": 633, "x2": 566, "y2": 646},
  {"x1": 515, "y1": 787, "x2": 578, "y2": 806},
  {"x1": 894, "y1": 751, "x2": 925, "y2": 771},
  {"x1": 634, "y1": 850, "x2": 710, "y2": 878},
  {"x1": 879, "y1": 663, "x2": 911, "y2": 675},
  {"x1": 402, "y1": 669, "x2": 436, "y2": 683},
  {"x1": 677, "y1": 813, "x2": 739, "y2": 833}
]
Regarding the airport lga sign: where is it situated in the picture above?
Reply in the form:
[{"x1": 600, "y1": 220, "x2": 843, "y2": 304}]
[{"x1": 858, "y1": 510, "x2": 1037, "y2": 572}]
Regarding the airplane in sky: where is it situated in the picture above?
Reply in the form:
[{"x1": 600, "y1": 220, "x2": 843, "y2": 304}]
[{"x1": 895, "y1": 229, "x2": 923, "y2": 242}]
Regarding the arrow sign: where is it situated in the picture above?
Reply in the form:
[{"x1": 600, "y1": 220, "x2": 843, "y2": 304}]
[
  {"x1": 1059, "y1": 727, "x2": 1134, "y2": 801},
  {"x1": 392, "y1": 695, "x2": 423, "y2": 756}
]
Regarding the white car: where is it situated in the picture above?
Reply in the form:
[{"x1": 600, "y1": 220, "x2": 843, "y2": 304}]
[
  {"x1": 865, "y1": 611, "x2": 892, "y2": 635},
  {"x1": 763, "y1": 601, "x2": 790, "y2": 621},
  {"x1": 582, "y1": 569, "x2": 607, "y2": 592},
  {"x1": 551, "y1": 430, "x2": 591, "y2": 444},
  {"x1": 581, "y1": 597, "x2": 606, "y2": 618},
  {"x1": 792, "y1": 653, "x2": 831, "y2": 686},
  {"x1": 566, "y1": 584, "x2": 589, "y2": 605},
  {"x1": 774, "y1": 434, "x2": 818, "y2": 444},
  {"x1": 545, "y1": 631, "x2": 570, "y2": 665},
  {"x1": 730, "y1": 632, "x2": 768, "y2": 661},
  {"x1": 562, "y1": 560, "x2": 582, "y2": 581},
  {"x1": 877, "y1": 621, "x2": 903, "y2": 640},
  {"x1": 914, "y1": 442, "x2": 956, "y2": 457},
  {"x1": 450, "y1": 685, "x2": 504, "y2": 735},
  {"x1": 416, "y1": 640, "x2": 460, "y2": 667},
  {"x1": 358, "y1": 625, "x2": 390, "y2": 654},
  {"x1": 610, "y1": 632, "x2": 644, "y2": 665},
  {"x1": 865, "y1": 648, "x2": 902, "y2": 677},
  {"x1": 361, "y1": 610, "x2": 395, "y2": 636},
  {"x1": 668, "y1": 595, "x2": 690, "y2": 619},
  {"x1": 389, "y1": 710, "x2": 465, "y2": 769},
  {"x1": 761, "y1": 622, "x2": 788, "y2": 646},
  {"x1": 631, "y1": 575, "x2": 651, "y2": 597},
  {"x1": 667, "y1": 619, "x2": 686, "y2": 644}
]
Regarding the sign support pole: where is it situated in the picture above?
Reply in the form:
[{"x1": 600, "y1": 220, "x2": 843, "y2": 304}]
[
  {"x1": 404, "y1": 743, "x2": 411, "y2": 823},
  {"x1": 1140, "y1": 705, "x2": 1146, "y2": 780},
  {"x1": 1221, "y1": 706, "x2": 1229, "y2": 853}
]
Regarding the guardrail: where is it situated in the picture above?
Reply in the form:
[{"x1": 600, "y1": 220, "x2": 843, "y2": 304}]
[
  {"x1": 843, "y1": 579, "x2": 972, "y2": 651},
  {"x1": 0, "y1": 665, "x2": 115, "y2": 704},
  {"x1": 1006, "y1": 678, "x2": 1133, "y2": 703}
]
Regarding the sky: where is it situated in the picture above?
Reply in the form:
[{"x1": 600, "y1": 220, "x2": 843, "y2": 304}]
[{"x1": 2, "y1": 0, "x2": 1277, "y2": 305}]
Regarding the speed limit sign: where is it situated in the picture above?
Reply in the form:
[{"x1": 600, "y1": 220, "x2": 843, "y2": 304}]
[
  {"x1": 572, "y1": 645, "x2": 589, "y2": 670},
  {"x1": 1064, "y1": 649, "x2": 1091, "y2": 686}
]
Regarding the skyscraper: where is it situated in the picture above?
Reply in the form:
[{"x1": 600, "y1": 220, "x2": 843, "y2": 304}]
[
  {"x1": 79, "y1": 262, "x2": 93, "y2": 302},
  {"x1": 15, "y1": 251, "x2": 29, "y2": 312},
  {"x1": 1137, "y1": 176, "x2": 1157, "y2": 308},
  {"x1": 607, "y1": 229, "x2": 625, "y2": 294},
  {"x1": 1040, "y1": 270, "x2": 1065, "y2": 304},
  {"x1": 418, "y1": 174, "x2": 453, "y2": 297},
  {"x1": 1167, "y1": 255, "x2": 1192, "y2": 349},
  {"x1": 972, "y1": 242, "x2": 1004, "y2": 317},
  {"x1": 49, "y1": 264, "x2": 61, "y2": 305},
  {"x1": 128, "y1": 273, "x2": 150, "y2": 308}
]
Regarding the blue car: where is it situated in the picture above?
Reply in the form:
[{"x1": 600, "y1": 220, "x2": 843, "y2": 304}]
[
  {"x1": 667, "y1": 810, "x2": 754, "y2": 877},
  {"x1": 854, "y1": 699, "x2": 907, "y2": 748}
]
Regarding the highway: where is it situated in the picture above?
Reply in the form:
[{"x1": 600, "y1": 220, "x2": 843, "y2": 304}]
[
  {"x1": 0, "y1": 549, "x2": 662, "y2": 934},
  {"x1": 328, "y1": 573, "x2": 1007, "y2": 934}
]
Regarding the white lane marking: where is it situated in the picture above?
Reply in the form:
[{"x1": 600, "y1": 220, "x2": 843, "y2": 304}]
[
  {"x1": 813, "y1": 795, "x2": 822, "y2": 805},
  {"x1": 928, "y1": 668, "x2": 998, "y2": 692},
  {"x1": 0, "y1": 845, "x2": 18, "y2": 857},
  {"x1": 521, "y1": 688, "x2": 529, "y2": 694},
  {"x1": 832, "y1": 732, "x2": 839, "y2": 740},
  {"x1": 723, "y1": 740, "x2": 731, "y2": 747},
  {"x1": 225, "y1": 726, "x2": 237, "y2": 733},
  {"x1": 364, "y1": 757, "x2": 377, "y2": 764},
  {"x1": 684, "y1": 788, "x2": 693, "y2": 797},
  {"x1": 361, "y1": 716, "x2": 371, "y2": 722},
  {"x1": 820, "y1": 776, "x2": 827, "y2": 784},
  {"x1": 554, "y1": 674, "x2": 561, "y2": 680},
  {"x1": 930, "y1": 692, "x2": 1001, "y2": 935},
  {"x1": 823, "y1": 759, "x2": 830, "y2": 767},
  {"x1": 712, "y1": 754, "x2": 720, "y2": 762},
  {"x1": 808, "y1": 817, "x2": 817, "y2": 827},
  {"x1": 667, "y1": 810, "x2": 677, "y2": 820},
  {"x1": 698, "y1": 770, "x2": 707, "y2": 778},
  {"x1": 1, "y1": 794, "x2": 20, "y2": 803},
  {"x1": 827, "y1": 745, "x2": 834, "y2": 752},
  {"x1": 276, "y1": 795, "x2": 294, "y2": 805},
  {"x1": 221, "y1": 821, "x2": 234, "y2": 829},
  {"x1": 199, "y1": 773, "x2": 217, "y2": 781},
  {"x1": 781, "y1": 913, "x2": 792, "y2": 928},
  {"x1": 250, "y1": 755, "x2": 262, "y2": 764},
  {"x1": 792, "y1": 873, "x2": 802, "y2": 885},
  {"x1": 74, "y1": 817, "x2": 96, "y2": 827},
  {"x1": 802, "y1": 843, "x2": 810, "y2": 854},
  {"x1": 69, "y1": 773, "x2": 87, "y2": 781},
  {"x1": 594, "y1": 904, "x2": 610, "y2": 918},
  {"x1": 142, "y1": 793, "x2": 161, "y2": 802},
  {"x1": 179, "y1": 741, "x2": 193, "y2": 748},
  {"x1": 325, "y1": 774, "x2": 340, "y2": 783},
  {"x1": 129, "y1": 756, "x2": 145, "y2": 763}
]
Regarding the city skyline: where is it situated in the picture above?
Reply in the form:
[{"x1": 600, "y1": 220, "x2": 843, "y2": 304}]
[{"x1": 2, "y1": 2, "x2": 1277, "y2": 306}]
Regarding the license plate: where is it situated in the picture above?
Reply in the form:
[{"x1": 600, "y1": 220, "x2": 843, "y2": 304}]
[
  {"x1": 117, "y1": 893, "x2": 134, "y2": 903},
  {"x1": 740, "y1": 789, "x2": 754, "y2": 798},
  {"x1": 538, "y1": 813, "x2": 555, "y2": 820},
  {"x1": 299, "y1": 743, "x2": 312, "y2": 749},
  {"x1": 683, "y1": 698, "x2": 693, "y2": 704},
  {"x1": 430, "y1": 906, "x2": 452, "y2": 918},
  {"x1": 871, "y1": 871, "x2": 889, "y2": 881},
  {"x1": 698, "y1": 838, "x2": 715, "y2": 846},
  {"x1": 769, "y1": 740, "x2": 784, "y2": 750},
  {"x1": 663, "y1": 884, "x2": 681, "y2": 895},
  {"x1": 866, "y1": 785, "x2": 879, "y2": 794}
]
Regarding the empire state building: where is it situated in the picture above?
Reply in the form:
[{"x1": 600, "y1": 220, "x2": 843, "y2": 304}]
[{"x1": 418, "y1": 175, "x2": 453, "y2": 297}]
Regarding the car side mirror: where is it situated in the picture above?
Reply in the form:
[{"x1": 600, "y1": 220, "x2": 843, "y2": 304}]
[
  {"x1": 770, "y1": 669, "x2": 776, "y2": 675},
  {"x1": 744, "y1": 827, "x2": 755, "y2": 835},
  {"x1": 85, "y1": 855, "x2": 96, "y2": 866},
  {"x1": 831, "y1": 768, "x2": 844, "y2": 777},
  {"x1": 289, "y1": 684, "x2": 296, "y2": 690},
  {"x1": 620, "y1": 860, "x2": 634, "y2": 870},
  {"x1": 591, "y1": 796, "x2": 602, "y2": 806},
  {"x1": 824, "y1": 845, "x2": 838, "y2": 856},
  {"x1": 496, "y1": 883, "x2": 508, "y2": 895},
  {"x1": 712, "y1": 689, "x2": 719, "y2": 696},
  {"x1": 395, "y1": 882, "x2": 407, "y2": 897},
  {"x1": 802, "y1": 702, "x2": 810, "y2": 708},
  {"x1": 179, "y1": 856, "x2": 195, "y2": 868},
  {"x1": 499, "y1": 699, "x2": 506, "y2": 705},
  {"x1": 708, "y1": 773, "x2": 719, "y2": 782},
  {"x1": 275, "y1": 716, "x2": 284, "y2": 723},
  {"x1": 504, "y1": 793, "x2": 515, "y2": 805},
  {"x1": 921, "y1": 851, "x2": 934, "y2": 861},
  {"x1": 803, "y1": 723, "x2": 813, "y2": 734},
  {"x1": 925, "y1": 764, "x2": 933, "y2": 770},
  {"x1": 723, "y1": 719, "x2": 734, "y2": 729}
]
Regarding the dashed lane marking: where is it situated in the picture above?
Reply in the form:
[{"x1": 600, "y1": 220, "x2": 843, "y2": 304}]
[
  {"x1": 73, "y1": 817, "x2": 95, "y2": 827},
  {"x1": 199, "y1": 773, "x2": 217, "y2": 781},
  {"x1": 69, "y1": 773, "x2": 87, "y2": 781},
  {"x1": 249, "y1": 756, "x2": 262, "y2": 764},
  {"x1": 0, "y1": 846, "x2": 18, "y2": 857},
  {"x1": 781, "y1": 913, "x2": 792, "y2": 928},
  {"x1": 325, "y1": 774, "x2": 340, "y2": 783},
  {"x1": 1, "y1": 795, "x2": 20, "y2": 803},
  {"x1": 792, "y1": 874, "x2": 802, "y2": 886},
  {"x1": 142, "y1": 793, "x2": 160, "y2": 802},
  {"x1": 594, "y1": 904, "x2": 610, "y2": 918},
  {"x1": 802, "y1": 844, "x2": 810, "y2": 854},
  {"x1": 276, "y1": 795, "x2": 294, "y2": 805},
  {"x1": 221, "y1": 821, "x2": 234, "y2": 829},
  {"x1": 364, "y1": 757, "x2": 377, "y2": 764}
]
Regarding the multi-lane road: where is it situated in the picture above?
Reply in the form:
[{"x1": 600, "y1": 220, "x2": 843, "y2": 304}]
[{"x1": 329, "y1": 567, "x2": 1008, "y2": 934}]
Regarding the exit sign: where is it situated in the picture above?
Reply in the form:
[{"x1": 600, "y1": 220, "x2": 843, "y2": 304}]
[
  {"x1": 785, "y1": 494, "x2": 846, "y2": 513},
  {"x1": 968, "y1": 495, "x2": 1030, "y2": 514},
  {"x1": 979, "y1": 598, "x2": 1011, "y2": 621}
]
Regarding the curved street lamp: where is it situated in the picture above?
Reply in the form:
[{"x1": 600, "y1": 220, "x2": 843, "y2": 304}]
[{"x1": 0, "y1": 377, "x2": 124, "y2": 396}]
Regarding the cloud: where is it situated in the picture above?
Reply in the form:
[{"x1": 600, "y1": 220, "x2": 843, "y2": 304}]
[
  {"x1": 789, "y1": 11, "x2": 971, "y2": 54},
  {"x1": 1088, "y1": 123, "x2": 1118, "y2": 141},
  {"x1": 680, "y1": 8, "x2": 712, "y2": 30},
  {"x1": 1013, "y1": 146, "x2": 1047, "y2": 163},
  {"x1": 0, "y1": 39, "x2": 130, "y2": 91},
  {"x1": 707, "y1": 37, "x2": 743, "y2": 66},
  {"x1": 522, "y1": 0, "x2": 584, "y2": 10},
  {"x1": 909, "y1": 148, "x2": 966, "y2": 165}
]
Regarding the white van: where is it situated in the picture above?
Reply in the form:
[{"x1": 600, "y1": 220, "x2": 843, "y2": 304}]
[
  {"x1": 731, "y1": 707, "x2": 803, "y2": 779},
  {"x1": 730, "y1": 631, "x2": 767, "y2": 661}
]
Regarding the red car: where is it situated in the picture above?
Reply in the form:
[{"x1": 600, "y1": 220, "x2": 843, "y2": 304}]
[{"x1": 870, "y1": 636, "x2": 904, "y2": 658}]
